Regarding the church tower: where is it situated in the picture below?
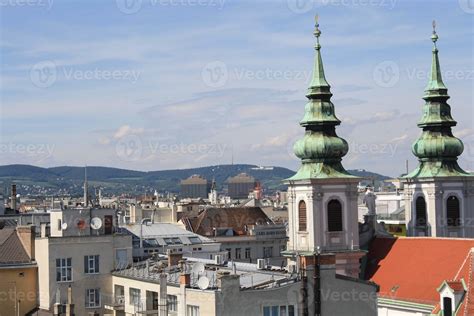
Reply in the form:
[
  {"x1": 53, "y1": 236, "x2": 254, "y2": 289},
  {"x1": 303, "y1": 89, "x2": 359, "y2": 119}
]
[
  {"x1": 283, "y1": 18, "x2": 364, "y2": 277},
  {"x1": 403, "y1": 22, "x2": 474, "y2": 237}
]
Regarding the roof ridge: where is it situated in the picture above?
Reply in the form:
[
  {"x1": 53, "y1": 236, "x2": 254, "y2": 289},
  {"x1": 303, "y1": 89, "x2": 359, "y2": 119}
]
[
  {"x1": 463, "y1": 251, "x2": 474, "y2": 316},
  {"x1": 454, "y1": 249, "x2": 473, "y2": 280}
]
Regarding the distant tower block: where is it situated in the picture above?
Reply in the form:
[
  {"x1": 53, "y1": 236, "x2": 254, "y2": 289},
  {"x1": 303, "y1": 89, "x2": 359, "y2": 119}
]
[
  {"x1": 402, "y1": 22, "x2": 474, "y2": 238},
  {"x1": 282, "y1": 17, "x2": 364, "y2": 277}
]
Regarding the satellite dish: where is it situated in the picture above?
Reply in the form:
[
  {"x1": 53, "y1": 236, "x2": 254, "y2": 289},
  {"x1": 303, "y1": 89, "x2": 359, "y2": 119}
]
[
  {"x1": 76, "y1": 219, "x2": 86, "y2": 230},
  {"x1": 61, "y1": 222, "x2": 68, "y2": 230},
  {"x1": 192, "y1": 262, "x2": 205, "y2": 275},
  {"x1": 197, "y1": 276, "x2": 210, "y2": 290},
  {"x1": 91, "y1": 217, "x2": 103, "y2": 230}
]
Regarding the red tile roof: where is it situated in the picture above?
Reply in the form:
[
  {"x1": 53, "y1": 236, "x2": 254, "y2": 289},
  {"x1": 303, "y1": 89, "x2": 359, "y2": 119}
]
[
  {"x1": 365, "y1": 237, "x2": 474, "y2": 305},
  {"x1": 446, "y1": 280, "x2": 465, "y2": 292},
  {"x1": 186, "y1": 207, "x2": 271, "y2": 236}
]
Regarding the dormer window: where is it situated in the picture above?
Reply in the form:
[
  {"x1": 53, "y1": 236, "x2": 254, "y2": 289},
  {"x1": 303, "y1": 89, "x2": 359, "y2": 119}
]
[
  {"x1": 437, "y1": 280, "x2": 466, "y2": 316},
  {"x1": 443, "y1": 297, "x2": 452, "y2": 316}
]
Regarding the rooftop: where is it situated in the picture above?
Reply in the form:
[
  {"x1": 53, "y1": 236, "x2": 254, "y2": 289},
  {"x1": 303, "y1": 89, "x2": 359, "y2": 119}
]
[
  {"x1": 366, "y1": 236, "x2": 474, "y2": 312},
  {"x1": 113, "y1": 257, "x2": 296, "y2": 291},
  {"x1": 0, "y1": 227, "x2": 33, "y2": 266}
]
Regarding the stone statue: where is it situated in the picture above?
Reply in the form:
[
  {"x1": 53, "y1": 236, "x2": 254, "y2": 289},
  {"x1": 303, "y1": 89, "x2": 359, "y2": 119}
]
[{"x1": 363, "y1": 187, "x2": 377, "y2": 216}]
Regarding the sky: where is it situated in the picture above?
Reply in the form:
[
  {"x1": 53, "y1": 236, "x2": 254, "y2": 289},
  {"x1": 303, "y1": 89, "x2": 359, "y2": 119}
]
[{"x1": 0, "y1": 0, "x2": 473, "y2": 177}]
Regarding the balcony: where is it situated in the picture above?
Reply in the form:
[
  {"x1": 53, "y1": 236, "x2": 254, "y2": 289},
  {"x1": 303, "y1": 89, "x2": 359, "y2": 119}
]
[
  {"x1": 104, "y1": 295, "x2": 125, "y2": 311},
  {"x1": 325, "y1": 231, "x2": 347, "y2": 251}
]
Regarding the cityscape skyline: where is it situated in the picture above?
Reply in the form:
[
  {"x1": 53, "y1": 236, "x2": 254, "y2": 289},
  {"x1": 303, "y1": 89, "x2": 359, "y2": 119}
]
[{"x1": 1, "y1": 0, "x2": 473, "y2": 178}]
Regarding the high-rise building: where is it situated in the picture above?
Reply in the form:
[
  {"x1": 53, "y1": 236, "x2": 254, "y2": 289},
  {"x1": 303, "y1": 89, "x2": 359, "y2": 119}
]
[
  {"x1": 402, "y1": 24, "x2": 474, "y2": 238},
  {"x1": 283, "y1": 19, "x2": 364, "y2": 278},
  {"x1": 180, "y1": 175, "x2": 211, "y2": 199},
  {"x1": 227, "y1": 173, "x2": 256, "y2": 199}
]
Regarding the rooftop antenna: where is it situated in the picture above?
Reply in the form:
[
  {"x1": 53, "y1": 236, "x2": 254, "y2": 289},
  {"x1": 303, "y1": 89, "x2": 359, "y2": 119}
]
[{"x1": 83, "y1": 165, "x2": 88, "y2": 207}]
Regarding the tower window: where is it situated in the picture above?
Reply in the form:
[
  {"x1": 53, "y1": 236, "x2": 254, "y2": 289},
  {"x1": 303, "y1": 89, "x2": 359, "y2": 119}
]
[
  {"x1": 327, "y1": 200, "x2": 343, "y2": 232},
  {"x1": 415, "y1": 196, "x2": 427, "y2": 227},
  {"x1": 298, "y1": 201, "x2": 307, "y2": 232},
  {"x1": 447, "y1": 196, "x2": 460, "y2": 227}
]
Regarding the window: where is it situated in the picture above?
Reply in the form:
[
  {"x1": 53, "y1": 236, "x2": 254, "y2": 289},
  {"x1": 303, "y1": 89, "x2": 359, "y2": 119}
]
[
  {"x1": 225, "y1": 248, "x2": 232, "y2": 259},
  {"x1": 263, "y1": 247, "x2": 273, "y2": 258},
  {"x1": 447, "y1": 196, "x2": 460, "y2": 227},
  {"x1": 263, "y1": 305, "x2": 295, "y2": 316},
  {"x1": 167, "y1": 295, "x2": 178, "y2": 312},
  {"x1": 298, "y1": 201, "x2": 307, "y2": 231},
  {"x1": 57, "y1": 219, "x2": 62, "y2": 231},
  {"x1": 85, "y1": 288, "x2": 101, "y2": 308},
  {"x1": 188, "y1": 236, "x2": 201, "y2": 244},
  {"x1": 115, "y1": 249, "x2": 128, "y2": 270},
  {"x1": 245, "y1": 248, "x2": 251, "y2": 259},
  {"x1": 187, "y1": 305, "x2": 200, "y2": 316},
  {"x1": 164, "y1": 237, "x2": 182, "y2": 245},
  {"x1": 129, "y1": 288, "x2": 141, "y2": 308},
  {"x1": 235, "y1": 248, "x2": 241, "y2": 259},
  {"x1": 84, "y1": 255, "x2": 99, "y2": 274},
  {"x1": 56, "y1": 258, "x2": 72, "y2": 282},
  {"x1": 443, "y1": 297, "x2": 453, "y2": 316},
  {"x1": 327, "y1": 200, "x2": 343, "y2": 232},
  {"x1": 415, "y1": 196, "x2": 427, "y2": 226}
]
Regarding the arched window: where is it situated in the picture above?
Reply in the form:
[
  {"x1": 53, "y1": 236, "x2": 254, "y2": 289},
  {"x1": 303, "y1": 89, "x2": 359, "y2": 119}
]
[
  {"x1": 415, "y1": 196, "x2": 427, "y2": 227},
  {"x1": 327, "y1": 200, "x2": 343, "y2": 232},
  {"x1": 298, "y1": 201, "x2": 307, "y2": 232},
  {"x1": 447, "y1": 196, "x2": 460, "y2": 227}
]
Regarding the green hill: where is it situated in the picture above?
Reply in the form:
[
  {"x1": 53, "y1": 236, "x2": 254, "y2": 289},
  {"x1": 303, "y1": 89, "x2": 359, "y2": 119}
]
[{"x1": 0, "y1": 164, "x2": 390, "y2": 196}]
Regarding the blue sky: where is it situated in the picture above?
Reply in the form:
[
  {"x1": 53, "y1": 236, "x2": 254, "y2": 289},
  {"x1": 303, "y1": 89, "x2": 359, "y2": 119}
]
[{"x1": 0, "y1": 0, "x2": 473, "y2": 177}]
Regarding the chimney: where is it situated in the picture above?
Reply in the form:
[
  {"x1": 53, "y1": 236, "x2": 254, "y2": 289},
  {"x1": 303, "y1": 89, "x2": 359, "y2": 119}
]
[
  {"x1": 17, "y1": 225, "x2": 35, "y2": 260},
  {"x1": 217, "y1": 271, "x2": 240, "y2": 290},
  {"x1": 11, "y1": 183, "x2": 16, "y2": 211},
  {"x1": 40, "y1": 223, "x2": 48, "y2": 238},
  {"x1": 168, "y1": 252, "x2": 183, "y2": 267},
  {"x1": 65, "y1": 285, "x2": 74, "y2": 316}
]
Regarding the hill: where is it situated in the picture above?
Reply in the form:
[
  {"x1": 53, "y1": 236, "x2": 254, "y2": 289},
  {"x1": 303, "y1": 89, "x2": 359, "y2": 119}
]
[{"x1": 0, "y1": 164, "x2": 390, "y2": 196}]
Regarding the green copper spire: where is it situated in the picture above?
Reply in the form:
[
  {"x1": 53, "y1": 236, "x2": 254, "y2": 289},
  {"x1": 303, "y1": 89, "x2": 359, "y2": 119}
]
[
  {"x1": 406, "y1": 22, "x2": 470, "y2": 178},
  {"x1": 289, "y1": 16, "x2": 355, "y2": 180}
]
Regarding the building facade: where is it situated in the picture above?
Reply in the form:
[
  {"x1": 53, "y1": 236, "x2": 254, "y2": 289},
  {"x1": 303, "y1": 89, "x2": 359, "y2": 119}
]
[
  {"x1": 227, "y1": 173, "x2": 257, "y2": 199},
  {"x1": 180, "y1": 175, "x2": 211, "y2": 199},
  {"x1": 35, "y1": 208, "x2": 133, "y2": 316}
]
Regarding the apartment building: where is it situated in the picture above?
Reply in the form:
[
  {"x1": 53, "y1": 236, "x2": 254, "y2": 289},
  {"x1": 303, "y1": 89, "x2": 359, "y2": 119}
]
[{"x1": 35, "y1": 208, "x2": 133, "y2": 316}]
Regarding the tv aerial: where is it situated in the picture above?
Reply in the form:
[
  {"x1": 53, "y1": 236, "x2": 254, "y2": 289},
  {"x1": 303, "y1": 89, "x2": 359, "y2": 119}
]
[{"x1": 90, "y1": 217, "x2": 103, "y2": 230}]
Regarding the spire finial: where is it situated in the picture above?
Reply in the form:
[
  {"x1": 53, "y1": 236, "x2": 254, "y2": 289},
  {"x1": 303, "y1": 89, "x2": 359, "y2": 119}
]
[
  {"x1": 314, "y1": 14, "x2": 321, "y2": 49},
  {"x1": 431, "y1": 20, "x2": 438, "y2": 49}
]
